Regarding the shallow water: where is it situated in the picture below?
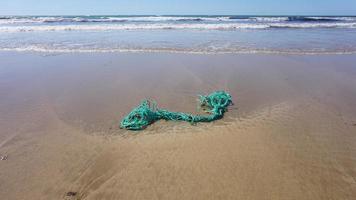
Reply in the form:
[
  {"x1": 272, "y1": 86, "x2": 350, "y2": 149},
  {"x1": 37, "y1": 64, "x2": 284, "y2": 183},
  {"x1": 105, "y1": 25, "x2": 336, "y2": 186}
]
[{"x1": 1, "y1": 15, "x2": 356, "y2": 54}]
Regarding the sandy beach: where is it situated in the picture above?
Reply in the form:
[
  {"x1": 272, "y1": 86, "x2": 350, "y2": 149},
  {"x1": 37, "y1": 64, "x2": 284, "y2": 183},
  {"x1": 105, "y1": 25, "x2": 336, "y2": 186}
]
[{"x1": 0, "y1": 51, "x2": 356, "y2": 199}]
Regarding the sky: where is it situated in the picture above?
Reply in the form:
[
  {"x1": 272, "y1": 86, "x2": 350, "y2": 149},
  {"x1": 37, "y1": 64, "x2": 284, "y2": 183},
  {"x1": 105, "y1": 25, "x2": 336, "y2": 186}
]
[{"x1": 1, "y1": 0, "x2": 356, "y2": 16}]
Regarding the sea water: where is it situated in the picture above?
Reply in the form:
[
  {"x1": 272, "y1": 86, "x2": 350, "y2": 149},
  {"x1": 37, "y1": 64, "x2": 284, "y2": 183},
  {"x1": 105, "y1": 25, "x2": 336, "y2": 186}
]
[{"x1": 0, "y1": 15, "x2": 356, "y2": 54}]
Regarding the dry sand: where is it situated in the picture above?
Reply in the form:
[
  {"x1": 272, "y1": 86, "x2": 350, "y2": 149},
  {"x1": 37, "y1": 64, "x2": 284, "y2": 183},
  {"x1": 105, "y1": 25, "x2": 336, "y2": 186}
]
[{"x1": 0, "y1": 52, "x2": 356, "y2": 199}]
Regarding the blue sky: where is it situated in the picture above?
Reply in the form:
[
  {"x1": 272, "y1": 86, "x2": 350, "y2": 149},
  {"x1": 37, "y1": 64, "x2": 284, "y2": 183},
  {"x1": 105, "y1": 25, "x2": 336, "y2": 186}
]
[{"x1": 1, "y1": 0, "x2": 356, "y2": 15}]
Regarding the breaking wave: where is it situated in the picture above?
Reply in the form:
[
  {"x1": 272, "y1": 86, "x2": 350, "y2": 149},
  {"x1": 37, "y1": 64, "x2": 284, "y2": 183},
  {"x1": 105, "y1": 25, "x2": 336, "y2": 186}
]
[
  {"x1": 1, "y1": 15, "x2": 356, "y2": 55},
  {"x1": 0, "y1": 15, "x2": 355, "y2": 25},
  {"x1": 0, "y1": 22, "x2": 355, "y2": 32}
]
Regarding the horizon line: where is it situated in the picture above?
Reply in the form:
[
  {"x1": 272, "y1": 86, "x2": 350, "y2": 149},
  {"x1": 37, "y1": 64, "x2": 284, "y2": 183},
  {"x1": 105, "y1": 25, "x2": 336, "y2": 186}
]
[{"x1": 1, "y1": 14, "x2": 356, "y2": 17}]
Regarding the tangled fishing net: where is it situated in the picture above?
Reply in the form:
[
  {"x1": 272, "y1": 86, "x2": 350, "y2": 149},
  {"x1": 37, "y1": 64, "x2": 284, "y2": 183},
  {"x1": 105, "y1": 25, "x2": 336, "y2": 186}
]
[{"x1": 120, "y1": 91, "x2": 233, "y2": 130}]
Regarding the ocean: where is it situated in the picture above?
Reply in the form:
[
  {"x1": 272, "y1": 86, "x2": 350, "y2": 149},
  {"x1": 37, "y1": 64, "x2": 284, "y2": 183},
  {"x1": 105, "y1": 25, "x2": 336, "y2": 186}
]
[{"x1": 1, "y1": 15, "x2": 356, "y2": 54}]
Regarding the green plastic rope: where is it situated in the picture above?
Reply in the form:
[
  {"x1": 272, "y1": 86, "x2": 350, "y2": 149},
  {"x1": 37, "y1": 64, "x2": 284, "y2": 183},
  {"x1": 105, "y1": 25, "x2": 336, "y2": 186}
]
[{"x1": 120, "y1": 91, "x2": 232, "y2": 130}]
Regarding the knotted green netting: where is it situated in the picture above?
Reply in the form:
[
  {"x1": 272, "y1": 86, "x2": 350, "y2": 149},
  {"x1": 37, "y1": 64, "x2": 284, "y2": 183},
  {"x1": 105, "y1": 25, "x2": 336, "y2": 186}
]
[{"x1": 120, "y1": 91, "x2": 232, "y2": 130}]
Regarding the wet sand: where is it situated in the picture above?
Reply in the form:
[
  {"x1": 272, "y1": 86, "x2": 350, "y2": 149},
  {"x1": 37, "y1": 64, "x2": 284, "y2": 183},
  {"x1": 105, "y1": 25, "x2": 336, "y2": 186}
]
[{"x1": 0, "y1": 52, "x2": 356, "y2": 199}]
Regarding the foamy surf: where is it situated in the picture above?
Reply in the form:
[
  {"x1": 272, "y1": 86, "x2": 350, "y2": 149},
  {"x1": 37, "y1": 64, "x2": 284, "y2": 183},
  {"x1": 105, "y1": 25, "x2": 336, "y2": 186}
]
[
  {"x1": 0, "y1": 22, "x2": 356, "y2": 32},
  {"x1": 0, "y1": 23, "x2": 273, "y2": 32},
  {"x1": 1, "y1": 15, "x2": 355, "y2": 24},
  {"x1": 1, "y1": 15, "x2": 356, "y2": 55}
]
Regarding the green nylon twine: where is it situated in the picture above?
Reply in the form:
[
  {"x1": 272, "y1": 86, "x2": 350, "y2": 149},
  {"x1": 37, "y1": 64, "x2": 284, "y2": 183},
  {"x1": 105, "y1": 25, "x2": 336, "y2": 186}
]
[{"x1": 120, "y1": 91, "x2": 233, "y2": 130}]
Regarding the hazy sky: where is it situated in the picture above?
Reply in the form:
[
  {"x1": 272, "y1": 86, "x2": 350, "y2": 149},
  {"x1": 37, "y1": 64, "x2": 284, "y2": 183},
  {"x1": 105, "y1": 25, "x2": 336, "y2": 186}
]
[{"x1": 1, "y1": 0, "x2": 356, "y2": 15}]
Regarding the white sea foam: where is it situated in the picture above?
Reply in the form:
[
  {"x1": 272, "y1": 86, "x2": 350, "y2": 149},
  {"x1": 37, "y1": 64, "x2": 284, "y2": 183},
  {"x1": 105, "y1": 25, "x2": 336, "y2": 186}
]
[
  {"x1": 105, "y1": 16, "x2": 232, "y2": 22},
  {"x1": 270, "y1": 22, "x2": 356, "y2": 28},
  {"x1": 0, "y1": 23, "x2": 270, "y2": 32},
  {"x1": 1, "y1": 45, "x2": 356, "y2": 55},
  {"x1": 0, "y1": 22, "x2": 355, "y2": 32},
  {"x1": 251, "y1": 17, "x2": 289, "y2": 22}
]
